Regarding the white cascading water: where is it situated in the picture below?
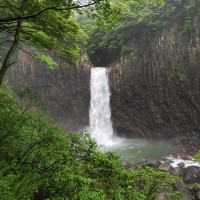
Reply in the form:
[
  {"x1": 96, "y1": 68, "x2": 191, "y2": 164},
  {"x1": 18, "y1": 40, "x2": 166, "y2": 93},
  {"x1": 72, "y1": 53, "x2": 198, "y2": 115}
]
[{"x1": 89, "y1": 67, "x2": 114, "y2": 146}]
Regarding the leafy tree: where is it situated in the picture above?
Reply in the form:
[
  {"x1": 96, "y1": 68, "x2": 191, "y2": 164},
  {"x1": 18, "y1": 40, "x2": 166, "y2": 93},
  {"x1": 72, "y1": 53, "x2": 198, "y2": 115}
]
[
  {"x1": 0, "y1": 89, "x2": 181, "y2": 199},
  {"x1": 0, "y1": 0, "x2": 120, "y2": 86},
  {"x1": 0, "y1": 0, "x2": 165, "y2": 86}
]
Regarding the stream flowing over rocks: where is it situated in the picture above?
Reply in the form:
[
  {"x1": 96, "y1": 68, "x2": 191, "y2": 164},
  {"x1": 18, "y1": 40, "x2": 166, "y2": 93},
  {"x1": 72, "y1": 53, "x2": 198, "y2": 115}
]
[{"x1": 123, "y1": 156, "x2": 200, "y2": 200}]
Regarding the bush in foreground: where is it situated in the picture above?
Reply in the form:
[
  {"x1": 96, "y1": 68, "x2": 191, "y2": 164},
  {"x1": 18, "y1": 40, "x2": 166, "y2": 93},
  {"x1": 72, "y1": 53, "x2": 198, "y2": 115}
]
[{"x1": 0, "y1": 90, "x2": 182, "y2": 199}]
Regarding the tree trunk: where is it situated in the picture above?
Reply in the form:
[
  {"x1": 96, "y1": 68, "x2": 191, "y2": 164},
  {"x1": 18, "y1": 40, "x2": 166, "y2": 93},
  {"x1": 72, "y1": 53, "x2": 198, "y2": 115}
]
[
  {"x1": 0, "y1": 0, "x2": 28, "y2": 86},
  {"x1": 0, "y1": 21, "x2": 20, "y2": 86}
]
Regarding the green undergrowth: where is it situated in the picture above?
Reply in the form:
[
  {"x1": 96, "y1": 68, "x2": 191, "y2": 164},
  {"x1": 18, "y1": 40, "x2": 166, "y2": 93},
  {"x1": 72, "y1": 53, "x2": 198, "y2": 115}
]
[
  {"x1": 195, "y1": 150, "x2": 200, "y2": 163},
  {"x1": 0, "y1": 87, "x2": 182, "y2": 199}
]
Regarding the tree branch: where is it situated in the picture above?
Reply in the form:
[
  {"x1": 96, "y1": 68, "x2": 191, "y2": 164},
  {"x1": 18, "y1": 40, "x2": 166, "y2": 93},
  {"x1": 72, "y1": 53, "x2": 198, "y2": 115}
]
[
  {"x1": 17, "y1": 45, "x2": 34, "y2": 58},
  {"x1": 0, "y1": 40, "x2": 13, "y2": 45},
  {"x1": 0, "y1": 5, "x2": 18, "y2": 9},
  {"x1": 0, "y1": 0, "x2": 28, "y2": 85},
  {"x1": 0, "y1": 2, "x2": 98, "y2": 23}
]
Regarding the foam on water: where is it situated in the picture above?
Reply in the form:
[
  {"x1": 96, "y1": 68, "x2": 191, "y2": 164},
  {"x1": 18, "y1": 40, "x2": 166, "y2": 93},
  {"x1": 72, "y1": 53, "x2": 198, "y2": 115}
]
[{"x1": 167, "y1": 156, "x2": 200, "y2": 168}]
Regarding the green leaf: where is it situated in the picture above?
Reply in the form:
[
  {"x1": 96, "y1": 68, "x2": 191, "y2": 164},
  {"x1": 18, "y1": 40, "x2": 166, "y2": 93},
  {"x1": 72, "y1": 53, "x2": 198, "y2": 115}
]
[{"x1": 34, "y1": 53, "x2": 58, "y2": 69}]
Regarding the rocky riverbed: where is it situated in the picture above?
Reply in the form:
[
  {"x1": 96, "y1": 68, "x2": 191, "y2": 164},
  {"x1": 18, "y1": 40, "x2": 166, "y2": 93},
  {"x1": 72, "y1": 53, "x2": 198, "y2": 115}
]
[{"x1": 122, "y1": 135, "x2": 200, "y2": 200}]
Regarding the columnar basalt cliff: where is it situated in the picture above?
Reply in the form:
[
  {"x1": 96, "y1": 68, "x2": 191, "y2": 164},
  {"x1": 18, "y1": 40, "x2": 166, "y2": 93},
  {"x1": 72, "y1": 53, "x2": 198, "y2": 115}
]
[
  {"x1": 6, "y1": 15, "x2": 200, "y2": 138},
  {"x1": 109, "y1": 16, "x2": 200, "y2": 138},
  {"x1": 7, "y1": 48, "x2": 91, "y2": 131}
]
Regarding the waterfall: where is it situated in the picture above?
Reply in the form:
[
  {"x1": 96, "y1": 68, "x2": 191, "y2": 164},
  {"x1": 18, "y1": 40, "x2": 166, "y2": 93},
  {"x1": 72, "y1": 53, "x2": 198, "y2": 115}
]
[{"x1": 89, "y1": 67, "x2": 114, "y2": 146}]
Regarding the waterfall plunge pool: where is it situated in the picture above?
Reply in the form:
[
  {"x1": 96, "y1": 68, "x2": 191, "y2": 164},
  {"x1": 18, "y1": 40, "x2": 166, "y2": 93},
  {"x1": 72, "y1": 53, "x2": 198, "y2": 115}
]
[
  {"x1": 102, "y1": 137, "x2": 180, "y2": 162},
  {"x1": 89, "y1": 67, "x2": 180, "y2": 162}
]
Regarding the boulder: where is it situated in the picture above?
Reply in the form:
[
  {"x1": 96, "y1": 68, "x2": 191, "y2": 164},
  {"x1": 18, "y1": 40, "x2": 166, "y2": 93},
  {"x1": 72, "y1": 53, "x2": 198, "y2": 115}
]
[
  {"x1": 171, "y1": 135, "x2": 188, "y2": 144},
  {"x1": 173, "y1": 182, "x2": 193, "y2": 200},
  {"x1": 173, "y1": 167, "x2": 181, "y2": 176},
  {"x1": 182, "y1": 166, "x2": 200, "y2": 184},
  {"x1": 188, "y1": 184, "x2": 200, "y2": 200},
  {"x1": 158, "y1": 163, "x2": 174, "y2": 173},
  {"x1": 146, "y1": 159, "x2": 161, "y2": 168},
  {"x1": 122, "y1": 161, "x2": 139, "y2": 169}
]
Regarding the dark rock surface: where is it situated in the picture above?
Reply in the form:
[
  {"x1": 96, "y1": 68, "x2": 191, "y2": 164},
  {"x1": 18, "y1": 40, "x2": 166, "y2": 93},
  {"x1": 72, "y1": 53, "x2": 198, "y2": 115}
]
[
  {"x1": 146, "y1": 159, "x2": 161, "y2": 168},
  {"x1": 109, "y1": 16, "x2": 200, "y2": 139},
  {"x1": 6, "y1": 49, "x2": 91, "y2": 132},
  {"x1": 173, "y1": 182, "x2": 193, "y2": 200},
  {"x1": 158, "y1": 163, "x2": 174, "y2": 173},
  {"x1": 188, "y1": 184, "x2": 200, "y2": 200},
  {"x1": 6, "y1": 16, "x2": 200, "y2": 139},
  {"x1": 182, "y1": 166, "x2": 200, "y2": 184}
]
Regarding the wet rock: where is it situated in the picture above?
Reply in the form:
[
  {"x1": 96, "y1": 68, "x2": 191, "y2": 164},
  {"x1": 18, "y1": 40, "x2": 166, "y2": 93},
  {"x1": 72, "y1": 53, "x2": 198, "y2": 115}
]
[
  {"x1": 171, "y1": 136, "x2": 188, "y2": 144},
  {"x1": 158, "y1": 163, "x2": 174, "y2": 173},
  {"x1": 177, "y1": 162, "x2": 185, "y2": 169},
  {"x1": 173, "y1": 167, "x2": 181, "y2": 176},
  {"x1": 188, "y1": 184, "x2": 200, "y2": 200},
  {"x1": 170, "y1": 162, "x2": 185, "y2": 176},
  {"x1": 173, "y1": 182, "x2": 193, "y2": 200},
  {"x1": 146, "y1": 159, "x2": 161, "y2": 168},
  {"x1": 122, "y1": 161, "x2": 139, "y2": 169},
  {"x1": 182, "y1": 166, "x2": 200, "y2": 184},
  {"x1": 182, "y1": 156, "x2": 193, "y2": 161},
  {"x1": 122, "y1": 161, "x2": 133, "y2": 169}
]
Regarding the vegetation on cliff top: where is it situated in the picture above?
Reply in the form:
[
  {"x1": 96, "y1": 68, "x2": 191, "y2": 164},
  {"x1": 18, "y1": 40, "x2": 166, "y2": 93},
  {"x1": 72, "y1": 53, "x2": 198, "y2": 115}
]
[{"x1": 78, "y1": 0, "x2": 200, "y2": 65}]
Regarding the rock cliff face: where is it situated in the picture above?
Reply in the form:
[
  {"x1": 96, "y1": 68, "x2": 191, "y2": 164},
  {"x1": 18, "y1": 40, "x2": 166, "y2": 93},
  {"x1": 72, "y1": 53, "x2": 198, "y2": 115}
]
[
  {"x1": 6, "y1": 16, "x2": 200, "y2": 138},
  {"x1": 7, "y1": 48, "x2": 91, "y2": 131},
  {"x1": 109, "y1": 16, "x2": 200, "y2": 138}
]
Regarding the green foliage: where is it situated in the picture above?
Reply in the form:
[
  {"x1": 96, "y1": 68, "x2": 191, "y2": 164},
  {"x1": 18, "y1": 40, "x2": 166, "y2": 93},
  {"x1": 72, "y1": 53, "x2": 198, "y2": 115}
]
[
  {"x1": 0, "y1": 0, "x2": 82, "y2": 67},
  {"x1": 0, "y1": 90, "x2": 181, "y2": 199},
  {"x1": 34, "y1": 53, "x2": 58, "y2": 69},
  {"x1": 0, "y1": 81, "x2": 14, "y2": 97},
  {"x1": 165, "y1": 71, "x2": 177, "y2": 82},
  {"x1": 0, "y1": 0, "x2": 160, "y2": 69},
  {"x1": 79, "y1": 0, "x2": 200, "y2": 63},
  {"x1": 195, "y1": 149, "x2": 200, "y2": 163},
  {"x1": 121, "y1": 45, "x2": 136, "y2": 58},
  {"x1": 1, "y1": 0, "x2": 134, "y2": 75}
]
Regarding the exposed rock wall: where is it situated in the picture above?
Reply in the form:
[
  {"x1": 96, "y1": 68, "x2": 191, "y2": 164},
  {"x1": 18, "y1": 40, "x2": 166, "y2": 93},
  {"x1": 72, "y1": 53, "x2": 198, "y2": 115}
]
[
  {"x1": 109, "y1": 16, "x2": 200, "y2": 138},
  {"x1": 7, "y1": 48, "x2": 91, "y2": 131},
  {"x1": 6, "y1": 17, "x2": 200, "y2": 138}
]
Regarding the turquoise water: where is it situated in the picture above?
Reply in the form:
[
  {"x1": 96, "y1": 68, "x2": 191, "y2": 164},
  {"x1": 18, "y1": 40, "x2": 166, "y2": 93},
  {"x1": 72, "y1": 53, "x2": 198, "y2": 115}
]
[{"x1": 104, "y1": 138, "x2": 180, "y2": 161}]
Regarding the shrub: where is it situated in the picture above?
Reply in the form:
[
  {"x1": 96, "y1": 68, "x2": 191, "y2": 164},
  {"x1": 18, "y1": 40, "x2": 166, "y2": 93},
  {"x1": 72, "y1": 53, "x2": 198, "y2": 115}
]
[{"x1": 0, "y1": 90, "x2": 181, "y2": 199}]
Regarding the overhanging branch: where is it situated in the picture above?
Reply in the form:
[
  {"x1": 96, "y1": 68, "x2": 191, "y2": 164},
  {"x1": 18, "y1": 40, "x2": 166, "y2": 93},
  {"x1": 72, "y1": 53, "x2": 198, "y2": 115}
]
[{"x1": 0, "y1": 2, "x2": 98, "y2": 23}]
